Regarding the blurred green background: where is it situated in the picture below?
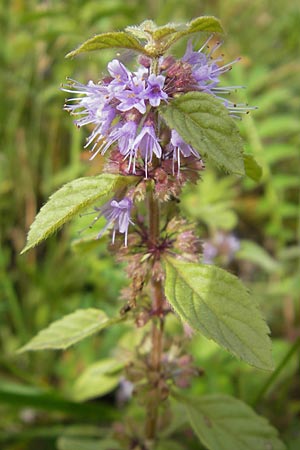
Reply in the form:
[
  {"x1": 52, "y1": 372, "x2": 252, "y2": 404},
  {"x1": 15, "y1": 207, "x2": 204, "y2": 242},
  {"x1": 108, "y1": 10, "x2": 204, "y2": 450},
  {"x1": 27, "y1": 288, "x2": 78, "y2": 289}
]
[{"x1": 1, "y1": 0, "x2": 300, "y2": 449}]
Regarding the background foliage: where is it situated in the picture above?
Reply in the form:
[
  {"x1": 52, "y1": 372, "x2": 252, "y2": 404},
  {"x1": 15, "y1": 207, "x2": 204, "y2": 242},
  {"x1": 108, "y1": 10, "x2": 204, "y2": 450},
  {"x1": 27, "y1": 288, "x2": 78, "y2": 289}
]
[{"x1": 1, "y1": 0, "x2": 300, "y2": 448}]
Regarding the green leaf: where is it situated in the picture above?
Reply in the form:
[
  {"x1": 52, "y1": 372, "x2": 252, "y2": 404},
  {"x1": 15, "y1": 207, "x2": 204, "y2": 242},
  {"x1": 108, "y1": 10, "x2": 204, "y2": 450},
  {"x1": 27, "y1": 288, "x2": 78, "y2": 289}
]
[
  {"x1": 185, "y1": 16, "x2": 224, "y2": 35},
  {"x1": 243, "y1": 154, "x2": 263, "y2": 182},
  {"x1": 66, "y1": 31, "x2": 146, "y2": 58},
  {"x1": 18, "y1": 309, "x2": 119, "y2": 352},
  {"x1": 21, "y1": 174, "x2": 137, "y2": 253},
  {"x1": 165, "y1": 16, "x2": 224, "y2": 49},
  {"x1": 125, "y1": 20, "x2": 183, "y2": 44},
  {"x1": 164, "y1": 256, "x2": 273, "y2": 370},
  {"x1": 72, "y1": 358, "x2": 124, "y2": 402},
  {"x1": 126, "y1": 17, "x2": 223, "y2": 56},
  {"x1": 159, "y1": 92, "x2": 245, "y2": 175},
  {"x1": 151, "y1": 24, "x2": 186, "y2": 41},
  {"x1": 179, "y1": 394, "x2": 286, "y2": 450}
]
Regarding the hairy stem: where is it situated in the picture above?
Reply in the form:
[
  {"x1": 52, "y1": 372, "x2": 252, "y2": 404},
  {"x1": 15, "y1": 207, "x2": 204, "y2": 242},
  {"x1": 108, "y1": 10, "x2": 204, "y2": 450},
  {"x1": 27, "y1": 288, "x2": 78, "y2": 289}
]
[{"x1": 145, "y1": 188, "x2": 165, "y2": 442}]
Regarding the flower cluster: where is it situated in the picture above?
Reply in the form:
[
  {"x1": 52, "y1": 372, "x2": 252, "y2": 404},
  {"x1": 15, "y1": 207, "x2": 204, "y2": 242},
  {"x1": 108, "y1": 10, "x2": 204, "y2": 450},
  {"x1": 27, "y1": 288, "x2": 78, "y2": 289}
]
[
  {"x1": 63, "y1": 37, "x2": 251, "y2": 244},
  {"x1": 63, "y1": 60, "x2": 168, "y2": 176}
]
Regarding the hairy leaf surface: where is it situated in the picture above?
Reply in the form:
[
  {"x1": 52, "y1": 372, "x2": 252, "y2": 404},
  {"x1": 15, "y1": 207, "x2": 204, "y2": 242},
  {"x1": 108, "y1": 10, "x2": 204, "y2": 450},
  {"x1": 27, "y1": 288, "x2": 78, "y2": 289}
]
[
  {"x1": 21, "y1": 174, "x2": 137, "y2": 253},
  {"x1": 66, "y1": 32, "x2": 146, "y2": 58},
  {"x1": 178, "y1": 394, "x2": 286, "y2": 450},
  {"x1": 165, "y1": 16, "x2": 223, "y2": 49},
  {"x1": 164, "y1": 257, "x2": 273, "y2": 370},
  {"x1": 159, "y1": 92, "x2": 245, "y2": 174},
  {"x1": 19, "y1": 309, "x2": 118, "y2": 352}
]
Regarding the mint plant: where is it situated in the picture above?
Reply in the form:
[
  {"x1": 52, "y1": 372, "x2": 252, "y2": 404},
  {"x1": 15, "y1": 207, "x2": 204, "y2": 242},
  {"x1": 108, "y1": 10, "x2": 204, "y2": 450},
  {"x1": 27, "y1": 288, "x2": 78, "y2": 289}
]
[{"x1": 21, "y1": 17, "x2": 285, "y2": 450}]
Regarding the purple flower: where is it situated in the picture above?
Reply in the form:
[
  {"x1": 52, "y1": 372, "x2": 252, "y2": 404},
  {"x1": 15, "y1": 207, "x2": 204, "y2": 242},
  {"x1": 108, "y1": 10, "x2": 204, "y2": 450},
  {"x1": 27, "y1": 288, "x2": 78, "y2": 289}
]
[
  {"x1": 86, "y1": 105, "x2": 117, "y2": 157},
  {"x1": 169, "y1": 130, "x2": 199, "y2": 174},
  {"x1": 115, "y1": 76, "x2": 147, "y2": 114},
  {"x1": 107, "y1": 59, "x2": 131, "y2": 94},
  {"x1": 181, "y1": 39, "x2": 256, "y2": 116},
  {"x1": 63, "y1": 79, "x2": 109, "y2": 127},
  {"x1": 95, "y1": 197, "x2": 134, "y2": 246},
  {"x1": 144, "y1": 74, "x2": 168, "y2": 107},
  {"x1": 182, "y1": 39, "x2": 209, "y2": 65},
  {"x1": 62, "y1": 80, "x2": 119, "y2": 157},
  {"x1": 134, "y1": 66, "x2": 149, "y2": 81},
  {"x1": 104, "y1": 121, "x2": 138, "y2": 171},
  {"x1": 133, "y1": 125, "x2": 162, "y2": 178}
]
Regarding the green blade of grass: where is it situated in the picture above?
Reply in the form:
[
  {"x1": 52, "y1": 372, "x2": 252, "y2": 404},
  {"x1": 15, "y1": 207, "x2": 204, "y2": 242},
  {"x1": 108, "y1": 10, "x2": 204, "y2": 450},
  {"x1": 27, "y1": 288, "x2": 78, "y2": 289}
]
[{"x1": 0, "y1": 381, "x2": 117, "y2": 421}]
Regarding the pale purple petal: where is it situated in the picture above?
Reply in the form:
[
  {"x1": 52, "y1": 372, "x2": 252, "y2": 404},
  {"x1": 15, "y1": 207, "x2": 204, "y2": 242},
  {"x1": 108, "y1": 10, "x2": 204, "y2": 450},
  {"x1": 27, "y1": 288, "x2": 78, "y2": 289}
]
[
  {"x1": 144, "y1": 74, "x2": 168, "y2": 107},
  {"x1": 133, "y1": 125, "x2": 161, "y2": 178},
  {"x1": 96, "y1": 197, "x2": 133, "y2": 246},
  {"x1": 115, "y1": 77, "x2": 147, "y2": 114}
]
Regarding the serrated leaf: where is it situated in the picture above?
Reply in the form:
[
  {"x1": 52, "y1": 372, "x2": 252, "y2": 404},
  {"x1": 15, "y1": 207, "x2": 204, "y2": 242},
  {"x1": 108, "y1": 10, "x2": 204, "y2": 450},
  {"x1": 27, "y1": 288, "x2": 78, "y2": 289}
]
[
  {"x1": 18, "y1": 309, "x2": 119, "y2": 352},
  {"x1": 164, "y1": 256, "x2": 273, "y2": 370},
  {"x1": 159, "y1": 92, "x2": 245, "y2": 175},
  {"x1": 66, "y1": 31, "x2": 146, "y2": 58},
  {"x1": 126, "y1": 17, "x2": 223, "y2": 55},
  {"x1": 166, "y1": 16, "x2": 224, "y2": 49},
  {"x1": 185, "y1": 16, "x2": 224, "y2": 35},
  {"x1": 178, "y1": 394, "x2": 286, "y2": 450},
  {"x1": 243, "y1": 154, "x2": 263, "y2": 182},
  {"x1": 21, "y1": 174, "x2": 137, "y2": 253},
  {"x1": 72, "y1": 358, "x2": 123, "y2": 402}
]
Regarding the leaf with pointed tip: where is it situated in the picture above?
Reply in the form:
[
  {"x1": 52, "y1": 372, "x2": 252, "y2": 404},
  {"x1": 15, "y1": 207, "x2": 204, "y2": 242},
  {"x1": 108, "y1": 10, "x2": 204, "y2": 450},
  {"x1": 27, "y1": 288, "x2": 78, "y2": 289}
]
[
  {"x1": 177, "y1": 394, "x2": 286, "y2": 450},
  {"x1": 18, "y1": 309, "x2": 120, "y2": 352},
  {"x1": 66, "y1": 32, "x2": 146, "y2": 58},
  {"x1": 186, "y1": 16, "x2": 224, "y2": 34},
  {"x1": 243, "y1": 154, "x2": 263, "y2": 181},
  {"x1": 159, "y1": 92, "x2": 245, "y2": 175},
  {"x1": 21, "y1": 174, "x2": 138, "y2": 254},
  {"x1": 165, "y1": 16, "x2": 224, "y2": 49},
  {"x1": 164, "y1": 256, "x2": 273, "y2": 370}
]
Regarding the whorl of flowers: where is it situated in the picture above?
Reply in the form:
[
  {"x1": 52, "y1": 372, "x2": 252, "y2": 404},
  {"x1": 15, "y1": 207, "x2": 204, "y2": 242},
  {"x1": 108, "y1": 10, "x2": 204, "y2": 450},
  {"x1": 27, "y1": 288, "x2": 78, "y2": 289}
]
[{"x1": 62, "y1": 36, "x2": 252, "y2": 244}]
